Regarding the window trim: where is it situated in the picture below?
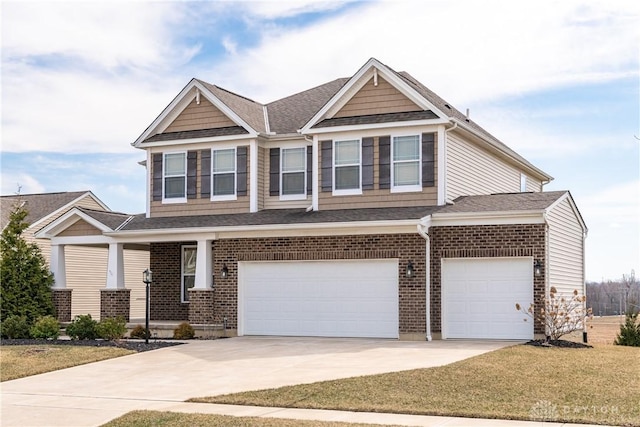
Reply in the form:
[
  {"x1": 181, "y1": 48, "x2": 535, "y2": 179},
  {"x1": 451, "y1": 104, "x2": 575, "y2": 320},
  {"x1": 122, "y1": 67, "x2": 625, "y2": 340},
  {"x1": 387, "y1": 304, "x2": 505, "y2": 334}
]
[
  {"x1": 211, "y1": 147, "x2": 237, "y2": 202},
  {"x1": 391, "y1": 134, "x2": 422, "y2": 193},
  {"x1": 162, "y1": 151, "x2": 187, "y2": 203},
  {"x1": 280, "y1": 146, "x2": 307, "y2": 201},
  {"x1": 181, "y1": 245, "x2": 197, "y2": 303},
  {"x1": 332, "y1": 138, "x2": 362, "y2": 196}
]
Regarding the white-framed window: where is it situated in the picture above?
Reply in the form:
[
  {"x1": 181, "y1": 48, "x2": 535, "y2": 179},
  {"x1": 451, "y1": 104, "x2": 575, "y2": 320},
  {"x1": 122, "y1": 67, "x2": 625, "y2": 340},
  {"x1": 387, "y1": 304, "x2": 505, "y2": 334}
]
[
  {"x1": 281, "y1": 147, "x2": 306, "y2": 199},
  {"x1": 392, "y1": 135, "x2": 421, "y2": 192},
  {"x1": 333, "y1": 139, "x2": 361, "y2": 195},
  {"x1": 212, "y1": 148, "x2": 236, "y2": 201},
  {"x1": 520, "y1": 173, "x2": 527, "y2": 192},
  {"x1": 163, "y1": 152, "x2": 187, "y2": 202},
  {"x1": 181, "y1": 245, "x2": 196, "y2": 303}
]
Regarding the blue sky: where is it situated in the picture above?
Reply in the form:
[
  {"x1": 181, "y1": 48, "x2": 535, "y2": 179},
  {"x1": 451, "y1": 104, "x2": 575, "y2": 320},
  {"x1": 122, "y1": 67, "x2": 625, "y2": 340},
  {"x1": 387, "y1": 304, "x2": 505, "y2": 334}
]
[{"x1": 1, "y1": 0, "x2": 638, "y2": 281}]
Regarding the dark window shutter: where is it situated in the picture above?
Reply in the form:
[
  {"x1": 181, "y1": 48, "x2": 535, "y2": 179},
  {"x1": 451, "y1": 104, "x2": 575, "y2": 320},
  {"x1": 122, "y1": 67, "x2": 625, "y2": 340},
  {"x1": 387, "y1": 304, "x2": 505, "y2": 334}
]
[
  {"x1": 321, "y1": 140, "x2": 332, "y2": 192},
  {"x1": 378, "y1": 136, "x2": 391, "y2": 189},
  {"x1": 152, "y1": 153, "x2": 163, "y2": 201},
  {"x1": 187, "y1": 151, "x2": 197, "y2": 199},
  {"x1": 237, "y1": 146, "x2": 248, "y2": 196},
  {"x1": 422, "y1": 133, "x2": 435, "y2": 187},
  {"x1": 362, "y1": 137, "x2": 374, "y2": 190},
  {"x1": 269, "y1": 148, "x2": 280, "y2": 196},
  {"x1": 306, "y1": 145, "x2": 313, "y2": 195},
  {"x1": 200, "y1": 150, "x2": 211, "y2": 198}
]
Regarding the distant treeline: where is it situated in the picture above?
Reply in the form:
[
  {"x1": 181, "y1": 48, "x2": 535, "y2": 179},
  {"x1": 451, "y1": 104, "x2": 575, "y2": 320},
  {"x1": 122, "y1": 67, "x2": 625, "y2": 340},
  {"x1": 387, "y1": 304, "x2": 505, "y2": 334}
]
[{"x1": 587, "y1": 271, "x2": 639, "y2": 316}]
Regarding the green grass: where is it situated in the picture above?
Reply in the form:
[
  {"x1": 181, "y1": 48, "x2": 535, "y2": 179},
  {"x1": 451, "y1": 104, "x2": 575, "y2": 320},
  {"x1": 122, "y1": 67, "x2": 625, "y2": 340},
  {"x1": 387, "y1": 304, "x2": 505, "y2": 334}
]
[
  {"x1": 103, "y1": 410, "x2": 397, "y2": 427},
  {"x1": 192, "y1": 345, "x2": 640, "y2": 426},
  {"x1": 0, "y1": 345, "x2": 135, "y2": 381}
]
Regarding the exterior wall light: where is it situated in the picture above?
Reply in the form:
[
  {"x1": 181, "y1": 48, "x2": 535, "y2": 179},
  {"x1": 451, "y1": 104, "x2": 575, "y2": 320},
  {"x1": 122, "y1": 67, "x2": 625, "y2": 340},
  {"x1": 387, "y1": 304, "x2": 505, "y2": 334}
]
[
  {"x1": 142, "y1": 268, "x2": 153, "y2": 344},
  {"x1": 406, "y1": 260, "x2": 414, "y2": 278},
  {"x1": 221, "y1": 264, "x2": 229, "y2": 279},
  {"x1": 534, "y1": 260, "x2": 542, "y2": 277}
]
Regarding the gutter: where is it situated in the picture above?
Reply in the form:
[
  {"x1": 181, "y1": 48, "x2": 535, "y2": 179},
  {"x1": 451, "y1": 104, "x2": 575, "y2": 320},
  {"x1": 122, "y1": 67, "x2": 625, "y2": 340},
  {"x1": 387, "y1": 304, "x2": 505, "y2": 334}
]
[{"x1": 417, "y1": 216, "x2": 433, "y2": 341}]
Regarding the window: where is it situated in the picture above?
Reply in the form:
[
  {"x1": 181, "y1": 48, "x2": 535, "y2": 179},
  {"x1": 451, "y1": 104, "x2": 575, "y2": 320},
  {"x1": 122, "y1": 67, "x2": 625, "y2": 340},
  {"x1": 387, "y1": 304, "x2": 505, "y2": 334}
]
[
  {"x1": 212, "y1": 148, "x2": 236, "y2": 200},
  {"x1": 392, "y1": 135, "x2": 421, "y2": 191},
  {"x1": 281, "y1": 147, "x2": 306, "y2": 198},
  {"x1": 334, "y1": 139, "x2": 361, "y2": 193},
  {"x1": 520, "y1": 174, "x2": 527, "y2": 192},
  {"x1": 164, "y1": 152, "x2": 186, "y2": 201},
  {"x1": 181, "y1": 246, "x2": 196, "y2": 303}
]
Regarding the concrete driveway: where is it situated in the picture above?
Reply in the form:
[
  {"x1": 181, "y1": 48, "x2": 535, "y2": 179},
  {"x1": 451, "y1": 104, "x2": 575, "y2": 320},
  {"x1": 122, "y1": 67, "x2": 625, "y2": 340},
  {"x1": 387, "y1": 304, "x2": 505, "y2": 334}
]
[{"x1": 1, "y1": 337, "x2": 513, "y2": 427}]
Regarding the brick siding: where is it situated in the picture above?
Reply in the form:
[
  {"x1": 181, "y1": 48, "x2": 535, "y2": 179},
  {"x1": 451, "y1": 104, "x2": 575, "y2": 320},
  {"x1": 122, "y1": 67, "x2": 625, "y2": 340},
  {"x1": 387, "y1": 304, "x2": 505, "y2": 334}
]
[
  {"x1": 100, "y1": 289, "x2": 131, "y2": 321},
  {"x1": 188, "y1": 289, "x2": 216, "y2": 324},
  {"x1": 52, "y1": 289, "x2": 72, "y2": 322},
  {"x1": 429, "y1": 224, "x2": 546, "y2": 334},
  {"x1": 150, "y1": 242, "x2": 190, "y2": 321}
]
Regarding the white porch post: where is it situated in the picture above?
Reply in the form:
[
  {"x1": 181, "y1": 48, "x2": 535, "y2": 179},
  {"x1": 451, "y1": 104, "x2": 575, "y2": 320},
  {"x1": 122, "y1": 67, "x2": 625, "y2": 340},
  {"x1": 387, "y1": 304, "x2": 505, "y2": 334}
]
[
  {"x1": 194, "y1": 239, "x2": 212, "y2": 289},
  {"x1": 106, "y1": 243, "x2": 125, "y2": 289},
  {"x1": 50, "y1": 244, "x2": 67, "y2": 289}
]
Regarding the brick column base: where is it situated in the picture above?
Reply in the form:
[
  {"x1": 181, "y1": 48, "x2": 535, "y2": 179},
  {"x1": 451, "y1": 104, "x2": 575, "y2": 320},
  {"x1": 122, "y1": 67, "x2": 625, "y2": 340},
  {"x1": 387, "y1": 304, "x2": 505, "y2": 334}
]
[
  {"x1": 188, "y1": 289, "x2": 215, "y2": 324},
  {"x1": 52, "y1": 289, "x2": 72, "y2": 322},
  {"x1": 100, "y1": 289, "x2": 131, "y2": 321}
]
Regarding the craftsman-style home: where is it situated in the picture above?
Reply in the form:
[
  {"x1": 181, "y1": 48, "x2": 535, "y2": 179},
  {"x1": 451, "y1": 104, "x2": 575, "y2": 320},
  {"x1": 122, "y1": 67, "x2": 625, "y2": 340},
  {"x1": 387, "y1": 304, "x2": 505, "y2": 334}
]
[{"x1": 39, "y1": 58, "x2": 586, "y2": 340}]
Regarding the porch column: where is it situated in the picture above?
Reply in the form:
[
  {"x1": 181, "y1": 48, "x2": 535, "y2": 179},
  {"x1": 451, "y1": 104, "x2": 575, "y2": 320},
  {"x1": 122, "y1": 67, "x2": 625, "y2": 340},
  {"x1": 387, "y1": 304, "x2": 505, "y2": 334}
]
[
  {"x1": 101, "y1": 243, "x2": 130, "y2": 321},
  {"x1": 189, "y1": 239, "x2": 215, "y2": 324},
  {"x1": 50, "y1": 244, "x2": 72, "y2": 322}
]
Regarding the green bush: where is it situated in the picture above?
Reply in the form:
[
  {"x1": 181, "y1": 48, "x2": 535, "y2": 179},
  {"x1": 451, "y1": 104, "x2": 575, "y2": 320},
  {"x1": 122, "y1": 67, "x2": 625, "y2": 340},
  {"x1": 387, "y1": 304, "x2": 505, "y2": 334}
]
[
  {"x1": 129, "y1": 324, "x2": 148, "y2": 339},
  {"x1": 66, "y1": 314, "x2": 98, "y2": 340},
  {"x1": 96, "y1": 317, "x2": 127, "y2": 341},
  {"x1": 173, "y1": 322, "x2": 195, "y2": 339},
  {"x1": 30, "y1": 315, "x2": 60, "y2": 339},
  {"x1": 615, "y1": 311, "x2": 640, "y2": 347},
  {"x1": 1, "y1": 315, "x2": 31, "y2": 339}
]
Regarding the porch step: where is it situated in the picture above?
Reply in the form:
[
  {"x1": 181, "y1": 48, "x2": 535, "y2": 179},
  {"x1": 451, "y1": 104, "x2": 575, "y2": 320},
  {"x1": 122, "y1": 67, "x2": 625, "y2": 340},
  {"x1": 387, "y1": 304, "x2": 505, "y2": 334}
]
[{"x1": 125, "y1": 321, "x2": 235, "y2": 339}]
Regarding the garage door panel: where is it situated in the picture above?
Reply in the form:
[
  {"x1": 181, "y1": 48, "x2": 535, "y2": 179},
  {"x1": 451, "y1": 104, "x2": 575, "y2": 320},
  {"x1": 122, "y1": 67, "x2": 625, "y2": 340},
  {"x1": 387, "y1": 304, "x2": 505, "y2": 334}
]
[
  {"x1": 443, "y1": 258, "x2": 533, "y2": 340},
  {"x1": 240, "y1": 260, "x2": 399, "y2": 338}
]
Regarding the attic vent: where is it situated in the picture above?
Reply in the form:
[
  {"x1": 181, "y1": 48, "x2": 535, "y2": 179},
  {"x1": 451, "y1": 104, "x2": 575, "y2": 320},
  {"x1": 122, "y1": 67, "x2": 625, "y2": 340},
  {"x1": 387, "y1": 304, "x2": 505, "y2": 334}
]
[
  {"x1": 196, "y1": 88, "x2": 201, "y2": 105},
  {"x1": 444, "y1": 104, "x2": 451, "y2": 109},
  {"x1": 373, "y1": 68, "x2": 378, "y2": 86},
  {"x1": 465, "y1": 108, "x2": 470, "y2": 121}
]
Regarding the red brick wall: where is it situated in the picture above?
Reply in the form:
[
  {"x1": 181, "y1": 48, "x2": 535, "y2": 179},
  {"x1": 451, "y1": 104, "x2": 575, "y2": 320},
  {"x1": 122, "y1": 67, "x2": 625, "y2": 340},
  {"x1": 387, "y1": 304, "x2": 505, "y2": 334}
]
[
  {"x1": 52, "y1": 289, "x2": 72, "y2": 322},
  {"x1": 100, "y1": 289, "x2": 131, "y2": 321},
  {"x1": 429, "y1": 224, "x2": 546, "y2": 334}
]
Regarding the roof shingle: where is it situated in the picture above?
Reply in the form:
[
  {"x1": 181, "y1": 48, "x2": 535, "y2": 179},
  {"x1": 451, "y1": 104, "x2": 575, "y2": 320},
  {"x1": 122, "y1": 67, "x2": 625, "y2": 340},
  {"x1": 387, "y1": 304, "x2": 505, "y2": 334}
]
[{"x1": 1, "y1": 191, "x2": 95, "y2": 230}]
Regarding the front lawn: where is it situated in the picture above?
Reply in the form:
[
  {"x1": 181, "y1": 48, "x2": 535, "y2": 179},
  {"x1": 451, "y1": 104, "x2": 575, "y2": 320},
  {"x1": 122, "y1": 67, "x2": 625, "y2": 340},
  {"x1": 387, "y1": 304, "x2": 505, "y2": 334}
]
[
  {"x1": 192, "y1": 344, "x2": 640, "y2": 426},
  {"x1": 0, "y1": 345, "x2": 135, "y2": 381}
]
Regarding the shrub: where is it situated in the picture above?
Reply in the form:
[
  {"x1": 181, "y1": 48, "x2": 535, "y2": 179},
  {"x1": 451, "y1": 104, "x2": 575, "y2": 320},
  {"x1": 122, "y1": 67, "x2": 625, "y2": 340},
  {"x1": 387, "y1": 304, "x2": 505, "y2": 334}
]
[
  {"x1": 173, "y1": 322, "x2": 195, "y2": 339},
  {"x1": 129, "y1": 324, "x2": 148, "y2": 339},
  {"x1": 516, "y1": 287, "x2": 592, "y2": 341},
  {"x1": 66, "y1": 314, "x2": 98, "y2": 340},
  {"x1": 96, "y1": 317, "x2": 127, "y2": 341},
  {"x1": 30, "y1": 315, "x2": 60, "y2": 339},
  {"x1": 1, "y1": 315, "x2": 31, "y2": 339},
  {"x1": 615, "y1": 311, "x2": 640, "y2": 347}
]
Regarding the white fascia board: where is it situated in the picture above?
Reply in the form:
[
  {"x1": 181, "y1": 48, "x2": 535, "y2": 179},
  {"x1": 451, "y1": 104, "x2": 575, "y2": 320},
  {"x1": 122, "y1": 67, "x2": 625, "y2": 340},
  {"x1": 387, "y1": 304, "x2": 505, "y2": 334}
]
[
  {"x1": 105, "y1": 219, "x2": 419, "y2": 242},
  {"x1": 545, "y1": 191, "x2": 588, "y2": 234},
  {"x1": 140, "y1": 133, "x2": 256, "y2": 149},
  {"x1": 49, "y1": 235, "x2": 119, "y2": 246},
  {"x1": 303, "y1": 118, "x2": 449, "y2": 136},
  {"x1": 28, "y1": 192, "x2": 110, "y2": 231},
  {"x1": 300, "y1": 58, "x2": 448, "y2": 134},
  {"x1": 430, "y1": 210, "x2": 546, "y2": 227},
  {"x1": 35, "y1": 208, "x2": 115, "y2": 239},
  {"x1": 132, "y1": 80, "x2": 258, "y2": 147}
]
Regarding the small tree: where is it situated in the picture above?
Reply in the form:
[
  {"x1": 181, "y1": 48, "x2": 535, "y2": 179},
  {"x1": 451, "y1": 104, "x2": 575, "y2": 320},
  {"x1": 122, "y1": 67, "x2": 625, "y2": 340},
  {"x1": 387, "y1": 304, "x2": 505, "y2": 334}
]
[
  {"x1": 0, "y1": 200, "x2": 55, "y2": 323},
  {"x1": 516, "y1": 287, "x2": 592, "y2": 341},
  {"x1": 614, "y1": 311, "x2": 640, "y2": 347}
]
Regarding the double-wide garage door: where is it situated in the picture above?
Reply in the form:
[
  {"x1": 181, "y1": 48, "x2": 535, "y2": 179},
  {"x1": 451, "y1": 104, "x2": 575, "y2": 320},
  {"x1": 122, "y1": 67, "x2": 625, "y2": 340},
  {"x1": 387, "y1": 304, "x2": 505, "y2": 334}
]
[
  {"x1": 239, "y1": 260, "x2": 399, "y2": 338},
  {"x1": 442, "y1": 258, "x2": 534, "y2": 340}
]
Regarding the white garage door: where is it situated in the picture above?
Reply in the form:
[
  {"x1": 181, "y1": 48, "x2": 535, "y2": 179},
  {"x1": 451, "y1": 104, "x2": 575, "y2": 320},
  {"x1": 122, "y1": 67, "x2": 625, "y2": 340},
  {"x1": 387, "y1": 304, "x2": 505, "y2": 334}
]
[
  {"x1": 239, "y1": 259, "x2": 399, "y2": 338},
  {"x1": 442, "y1": 258, "x2": 533, "y2": 340}
]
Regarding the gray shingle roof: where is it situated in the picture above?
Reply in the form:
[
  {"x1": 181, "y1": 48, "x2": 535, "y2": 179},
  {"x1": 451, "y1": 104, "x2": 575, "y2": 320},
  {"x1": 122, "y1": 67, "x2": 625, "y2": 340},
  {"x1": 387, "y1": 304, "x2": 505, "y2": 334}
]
[
  {"x1": 0, "y1": 191, "x2": 96, "y2": 230},
  {"x1": 198, "y1": 81, "x2": 267, "y2": 133},
  {"x1": 145, "y1": 126, "x2": 248, "y2": 142},
  {"x1": 77, "y1": 207, "x2": 133, "y2": 230},
  {"x1": 312, "y1": 110, "x2": 438, "y2": 128},
  {"x1": 436, "y1": 191, "x2": 568, "y2": 214}
]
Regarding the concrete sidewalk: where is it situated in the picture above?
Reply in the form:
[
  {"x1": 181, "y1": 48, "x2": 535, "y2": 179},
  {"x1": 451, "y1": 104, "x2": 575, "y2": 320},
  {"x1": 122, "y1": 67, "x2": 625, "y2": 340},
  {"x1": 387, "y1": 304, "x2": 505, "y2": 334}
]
[{"x1": 1, "y1": 337, "x2": 601, "y2": 427}]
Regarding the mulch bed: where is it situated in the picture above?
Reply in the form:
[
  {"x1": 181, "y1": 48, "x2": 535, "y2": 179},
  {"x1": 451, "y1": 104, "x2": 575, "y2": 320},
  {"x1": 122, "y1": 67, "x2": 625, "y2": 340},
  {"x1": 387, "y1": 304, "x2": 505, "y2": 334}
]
[
  {"x1": 0, "y1": 339, "x2": 182, "y2": 352},
  {"x1": 525, "y1": 339, "x2": 593, "y2": 348}
]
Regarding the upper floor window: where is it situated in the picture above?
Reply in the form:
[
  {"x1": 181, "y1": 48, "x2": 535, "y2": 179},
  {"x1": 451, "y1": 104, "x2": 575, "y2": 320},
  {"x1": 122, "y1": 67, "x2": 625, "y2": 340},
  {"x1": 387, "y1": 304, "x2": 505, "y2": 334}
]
[
  {"x1": 163, "y1": 152, "x2": 187, "y2": 201},
  {"x1": 181, "y1": 245, "x2": 196, "y2": 303},
  {"x1": 281, "y1": 147, "x2": 306, "y2": 198},
  {"x1": 392, "y1": 135, "x2": 421, "y2": 192},
  {"x1": 334, "y1": 139, "x2": 361, "y2": 194},
  {"x1": 212, "y1": 148, "x2": 236, "y2": 200}
]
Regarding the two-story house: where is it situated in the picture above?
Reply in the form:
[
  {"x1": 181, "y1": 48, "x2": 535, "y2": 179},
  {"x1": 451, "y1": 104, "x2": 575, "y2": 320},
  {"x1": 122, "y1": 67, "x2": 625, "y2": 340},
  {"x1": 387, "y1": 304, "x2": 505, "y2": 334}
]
[{"x1": 38, "y1": 58, "x2": 586, "y2": 340}]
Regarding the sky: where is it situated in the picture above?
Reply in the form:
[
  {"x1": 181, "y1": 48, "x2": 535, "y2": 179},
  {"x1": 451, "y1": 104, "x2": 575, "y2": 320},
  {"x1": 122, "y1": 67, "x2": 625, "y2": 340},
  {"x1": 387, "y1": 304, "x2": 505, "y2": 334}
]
[{"x1": 1, "y1": 0, "x2": 638, "y2": 282}]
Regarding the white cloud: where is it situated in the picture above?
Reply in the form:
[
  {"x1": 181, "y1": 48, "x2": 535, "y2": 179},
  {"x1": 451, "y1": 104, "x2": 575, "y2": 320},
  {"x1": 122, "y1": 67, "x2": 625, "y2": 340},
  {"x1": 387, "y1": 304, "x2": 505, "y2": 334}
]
[
  {"x1": 0, "y1": 172, "x2": 45, "y2": 195},
  {"x1": 241, "y1": 1, "x2": 352, "y2": 19}
]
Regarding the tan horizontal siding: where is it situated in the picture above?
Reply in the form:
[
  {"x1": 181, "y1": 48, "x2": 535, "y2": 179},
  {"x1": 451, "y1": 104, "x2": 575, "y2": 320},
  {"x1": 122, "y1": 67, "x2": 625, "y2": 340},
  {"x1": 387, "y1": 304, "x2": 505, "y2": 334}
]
[
  {"x1": 264, "y1": 196, "x2": 310, "y2": 210},
  {"x1": 58, "y1": 219, "x2": 102, "y2": 236},
  {"x1": 446, "y1": 133, "x2": 520, "y2": 200},
  {"x1": 547, "y1": 197, "x2": 584, "y2": 297},
  {"x1": 319, "y1": 189, "x2": 437, "y2": 210},
  {"x1": 526, "y1": 175, "x2": 543, "y2": 192},
  {"x1": 165, "y1": 98, "x2": 235, "y2": 132},
  {"x1": 257, "y1": 146, "x2": 265, "y2": 211},
  {"x1": 150, "y1": 197, "x2": 250, "y2": 217},
  {"x1": 334, "y1": 76, "x2": 421, "y2": 118}
]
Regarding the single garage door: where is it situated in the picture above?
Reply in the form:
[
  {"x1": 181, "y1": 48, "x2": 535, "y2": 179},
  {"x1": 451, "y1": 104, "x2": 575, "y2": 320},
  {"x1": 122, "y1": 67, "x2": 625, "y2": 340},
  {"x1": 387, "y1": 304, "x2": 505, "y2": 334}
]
[
  {"x1": 442, "y1": 258, "x2": 533, "y2": 340},
  {"x1": 239, "y1": 259, "x2": 399, "y2": 338}
]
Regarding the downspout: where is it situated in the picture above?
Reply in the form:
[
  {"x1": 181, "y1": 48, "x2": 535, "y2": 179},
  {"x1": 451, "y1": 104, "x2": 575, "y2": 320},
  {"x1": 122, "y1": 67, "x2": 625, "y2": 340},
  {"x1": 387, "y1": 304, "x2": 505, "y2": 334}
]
[
  {"x1": 582, "y1": 228, "x2": 588, "y2": 343},
  {"x1": 417, "y1": 216, "x2": 432, "y2": 341}
]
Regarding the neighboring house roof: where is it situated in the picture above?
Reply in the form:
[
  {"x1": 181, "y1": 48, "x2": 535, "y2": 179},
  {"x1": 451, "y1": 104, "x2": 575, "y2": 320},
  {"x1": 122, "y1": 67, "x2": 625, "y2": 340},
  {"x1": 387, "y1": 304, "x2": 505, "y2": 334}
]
[{"x1": 0, "y1": 191, "x2": 108, "y2": 230}]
